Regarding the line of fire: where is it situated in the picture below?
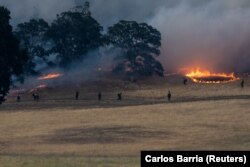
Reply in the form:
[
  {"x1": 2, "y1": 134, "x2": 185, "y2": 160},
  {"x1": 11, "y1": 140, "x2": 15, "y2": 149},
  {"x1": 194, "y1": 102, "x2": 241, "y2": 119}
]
[
  {"x1": 12, "y1": 67, "x2": 243, "y2": 94},
  {"x1": 184, "y1": 68, "x2": 239, "y2": 84}
]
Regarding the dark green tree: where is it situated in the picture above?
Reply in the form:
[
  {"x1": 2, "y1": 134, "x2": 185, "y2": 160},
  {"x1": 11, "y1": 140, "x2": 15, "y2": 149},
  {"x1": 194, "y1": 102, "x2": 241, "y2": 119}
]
[
  {"x1": 107, "y1": 20, "x2": 164, "y2": 77},
  {"x1": 47, "y1": 10, "x2": 103, "y2": 67},
  {"x1": 0, "y1": 6, "x2": 28, "y2": 104},
  {"x1": 15, "y1": 19, "x2": 50, "y2": 75}
]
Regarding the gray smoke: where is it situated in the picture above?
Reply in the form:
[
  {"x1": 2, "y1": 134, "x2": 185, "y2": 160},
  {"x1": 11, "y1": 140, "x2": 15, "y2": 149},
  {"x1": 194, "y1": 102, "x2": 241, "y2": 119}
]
[
  {"x1": 150, "y1": 0, "x2": 250, "y2": 73},
  {"x1": 1, "y1": 0, "x2": 250, "y2": 73},
  {"x1": 12, "y1": 48, "x2": 116, "y2": 91},
  {"x1": 1, "y1": 0, "x2": 75, "y2": 24}
]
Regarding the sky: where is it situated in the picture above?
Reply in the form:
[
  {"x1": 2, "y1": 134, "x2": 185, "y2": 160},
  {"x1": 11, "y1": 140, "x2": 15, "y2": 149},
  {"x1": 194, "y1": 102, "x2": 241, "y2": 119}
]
[{"x1": 1, "y1": 0, "x2": 250, "y2": 73}]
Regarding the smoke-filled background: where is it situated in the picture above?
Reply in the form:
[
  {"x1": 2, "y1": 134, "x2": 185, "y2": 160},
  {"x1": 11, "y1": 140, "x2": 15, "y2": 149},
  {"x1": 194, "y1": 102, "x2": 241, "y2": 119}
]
[{"x1": 1, "y1": 0, "x2": 250, "y2": 73}]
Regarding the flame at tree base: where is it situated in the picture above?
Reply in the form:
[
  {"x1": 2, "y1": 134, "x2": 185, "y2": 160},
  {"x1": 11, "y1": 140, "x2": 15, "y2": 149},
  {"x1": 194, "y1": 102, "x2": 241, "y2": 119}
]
[{"x1": 185, "y1": 68, "x2": 239, "y2": 84}]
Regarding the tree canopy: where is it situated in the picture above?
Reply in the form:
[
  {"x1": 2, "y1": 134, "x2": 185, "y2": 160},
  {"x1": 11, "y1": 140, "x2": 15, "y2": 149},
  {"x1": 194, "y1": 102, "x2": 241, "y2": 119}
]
[
  {"x1": 15, "y1": 19, "x2": 50, "y2": 74},
  {"x1": 13, "y1": 5, "x2": 164, "y2": 77},
  {"x1": 107, "y1": 20, "x2": 164, "y2": 77},
  {"x1": 0, "y1": 4, "x2": 165, "y2": 104},
  {"x1": 0, "y1": 6, "x2": 28, "y2": 104},
  {"x1": 47, "y1": 11, "x2": 103, "y2": 67}
]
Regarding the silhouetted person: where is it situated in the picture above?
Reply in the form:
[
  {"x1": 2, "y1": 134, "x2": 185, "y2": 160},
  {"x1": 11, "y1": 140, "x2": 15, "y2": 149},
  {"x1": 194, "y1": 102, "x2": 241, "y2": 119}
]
[
  {"x1": 32, "y1": 91, "x2": 39, "y2": 101},
  {"x1": 75, "y1": 91, "x2": 79, "y2": 100},
  {"x1": 183, "y1": 78, "x2": 188, "y2": 85},
  {"x1": 17, "y1": 95, "x2": 21, "y2": 102},
  {"x1": 98, "y1": 92, "x2": 102, "y2": 101},
  {"x1": 117, "y1": 93, "x2": 122, "y2": 101},
  {"x1": 32, "y1": 93, "x2": 36, "y2": 101},
  {"x1": 167, "y1": 91, "x2": 172, "y2": 102},
  {"x1": 241, "y1": 79, "x2": 245, "y2": 88}
]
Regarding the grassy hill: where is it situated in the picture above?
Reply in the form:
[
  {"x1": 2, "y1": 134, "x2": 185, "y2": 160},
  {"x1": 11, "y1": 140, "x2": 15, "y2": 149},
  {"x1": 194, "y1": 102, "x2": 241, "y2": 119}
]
[{"x1": 0, "y1": 76, "x2": 249, "y2": 166}]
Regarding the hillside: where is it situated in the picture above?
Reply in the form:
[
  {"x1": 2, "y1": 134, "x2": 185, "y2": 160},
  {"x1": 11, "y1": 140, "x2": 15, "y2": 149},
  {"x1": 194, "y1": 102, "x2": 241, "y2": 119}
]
[{"x1": 0, "y1": 76, "x2": 249, "y2": 167}]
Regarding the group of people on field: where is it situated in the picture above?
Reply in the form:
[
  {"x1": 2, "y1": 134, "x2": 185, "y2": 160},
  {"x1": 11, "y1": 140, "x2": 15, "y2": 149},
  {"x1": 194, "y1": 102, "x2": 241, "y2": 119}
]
[
  {"x1": 15, "y1": 78, "x2": 247, "y2": 103},
  {"x1": 75, "y1": 91, "x2": 122, "y2": 101},
  {"x1": 16, "y1": 92, "x2": 40, "y2": 102}
]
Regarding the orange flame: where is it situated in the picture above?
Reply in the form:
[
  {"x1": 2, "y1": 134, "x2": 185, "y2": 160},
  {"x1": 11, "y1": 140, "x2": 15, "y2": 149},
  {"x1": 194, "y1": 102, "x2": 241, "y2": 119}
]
[
  {"x1": 29, "y1": 84, "x2": 47, "y2": 93},
  {"x1": 185, "y1": 68, "x2": 239, "y2": 84},
  {"x1": 38, "y1": 73, "x2": 63, "y2": 80},
  {"x1": 36, "y1": 84, "x2": 47, "y2": 89}
]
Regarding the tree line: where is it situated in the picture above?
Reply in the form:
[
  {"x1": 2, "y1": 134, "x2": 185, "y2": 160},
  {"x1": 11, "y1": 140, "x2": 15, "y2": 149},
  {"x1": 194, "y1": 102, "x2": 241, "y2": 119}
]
[{"x1": 0, "y1": 4, "x2": 164, "y2": 104}]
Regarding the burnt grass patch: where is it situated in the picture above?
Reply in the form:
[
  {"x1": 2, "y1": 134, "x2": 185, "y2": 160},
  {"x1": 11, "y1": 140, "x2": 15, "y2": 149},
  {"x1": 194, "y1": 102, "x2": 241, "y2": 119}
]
[{"x1": 45, "y1": 126, "x2": 169, "y2": 144}]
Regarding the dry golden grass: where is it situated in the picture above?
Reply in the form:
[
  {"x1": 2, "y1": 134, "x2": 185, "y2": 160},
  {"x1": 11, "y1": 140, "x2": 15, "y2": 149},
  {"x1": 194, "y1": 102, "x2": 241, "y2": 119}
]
[
  {"x1": 0, "y1": 77, "x2": 250, "y2": 166},
  {"x1": 1, "y1": 100, "x2": 250, "y2": 156}
]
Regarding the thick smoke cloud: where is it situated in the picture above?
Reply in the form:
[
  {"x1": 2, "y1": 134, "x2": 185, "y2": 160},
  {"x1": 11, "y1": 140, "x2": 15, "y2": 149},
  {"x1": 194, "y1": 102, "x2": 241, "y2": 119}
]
[
  {"x1": 1, "y1": 0, "x2": 250, "y2": 73},
  {"x1": 150, "y1": 0, "x2": 250, "y2": 73}
]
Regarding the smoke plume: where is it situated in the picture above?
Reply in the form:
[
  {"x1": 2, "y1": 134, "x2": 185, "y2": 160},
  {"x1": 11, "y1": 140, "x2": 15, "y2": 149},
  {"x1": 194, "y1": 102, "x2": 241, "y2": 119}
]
[
  {"x1": 149, "y1": 0, "x2": 250, "y2": 73},
  {"x1": 2, "y1": 0, "x2": 250, "y2": 73}
]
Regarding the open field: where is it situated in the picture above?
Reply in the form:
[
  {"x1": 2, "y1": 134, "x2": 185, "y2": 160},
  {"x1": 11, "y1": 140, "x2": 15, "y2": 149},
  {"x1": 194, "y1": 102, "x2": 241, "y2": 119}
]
[{"x1": 0, "y1": 77, "x2": 250, "y2": 166}]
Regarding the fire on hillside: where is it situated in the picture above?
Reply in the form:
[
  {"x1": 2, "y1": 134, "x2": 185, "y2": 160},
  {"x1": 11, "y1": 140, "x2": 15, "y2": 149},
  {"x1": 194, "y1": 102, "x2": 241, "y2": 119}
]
[
  {"x1": 9, "y1": 73, "x2": 63, "y2": 96},
  {"x1": 29, "y1": 84, "x2": 47, "y2": 93},
  {"x1": 38, "y1": 73, "x2": 63, "y2": 80},
  {"x1": 184, "y1": 68, "x2": 239, "y2": 84}
]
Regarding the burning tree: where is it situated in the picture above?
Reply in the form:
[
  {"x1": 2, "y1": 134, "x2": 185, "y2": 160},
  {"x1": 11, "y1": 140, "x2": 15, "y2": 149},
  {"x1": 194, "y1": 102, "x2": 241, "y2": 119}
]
[
  {"x1": 0, "y1": 6, "x2": 28, "y2": 104},
  {"x1": 107, "y1": 20, "x2": 164, "y2": 77}
]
